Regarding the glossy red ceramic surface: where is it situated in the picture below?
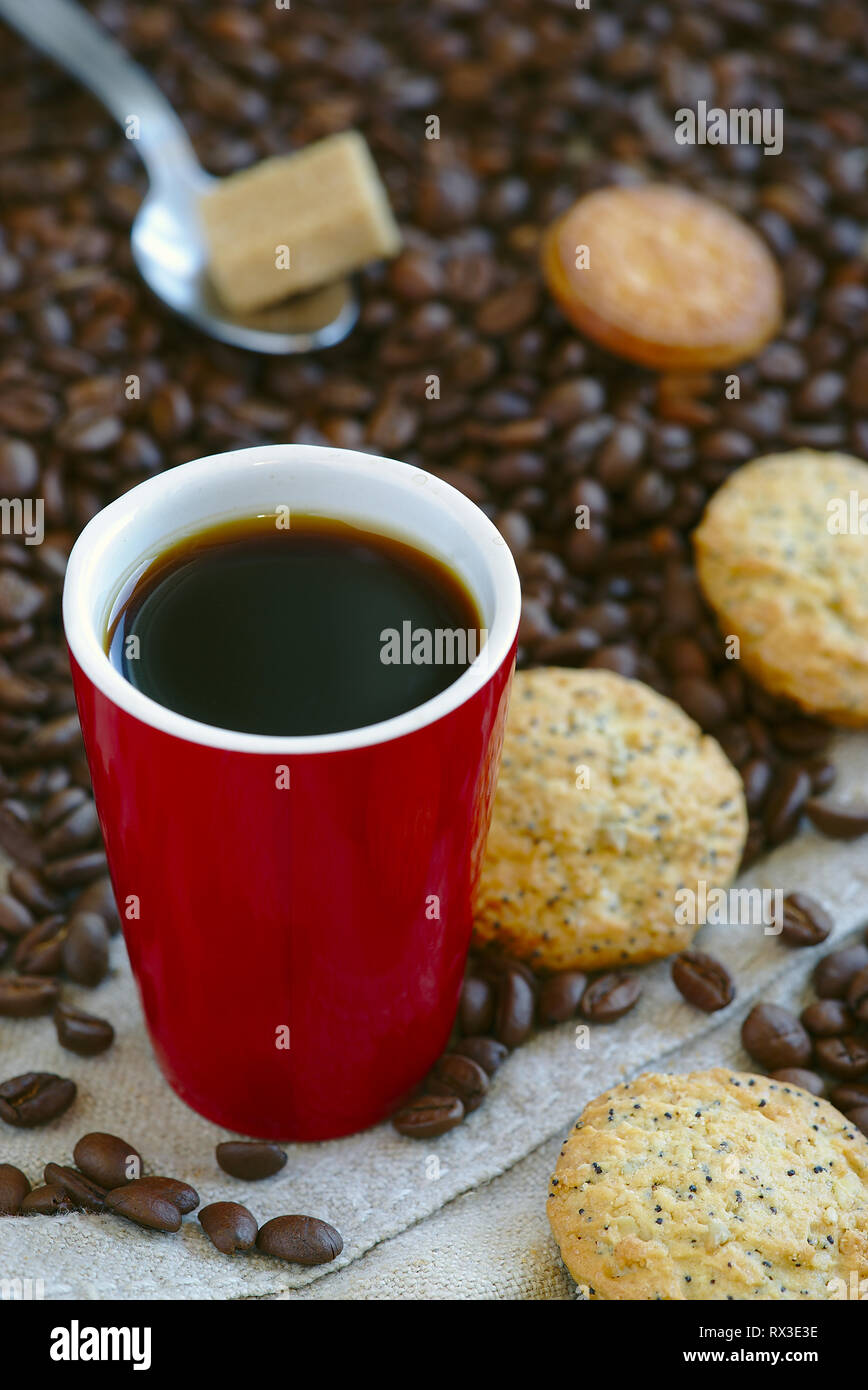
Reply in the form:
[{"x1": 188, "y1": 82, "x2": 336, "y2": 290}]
[{"x1": 70, "y1": 646, "x2": 515, "y2": 1140}]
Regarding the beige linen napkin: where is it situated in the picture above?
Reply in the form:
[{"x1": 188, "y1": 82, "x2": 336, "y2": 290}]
[{"x1": 2, "y1": 733, "x2": 867, "y2": 1300}]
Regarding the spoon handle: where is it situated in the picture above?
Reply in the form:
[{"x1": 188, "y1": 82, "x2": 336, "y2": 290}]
[{"x1": 0, "y1": 0, "x2": 204, "y2": 186}]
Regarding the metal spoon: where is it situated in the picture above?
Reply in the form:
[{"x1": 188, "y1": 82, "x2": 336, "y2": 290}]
[{"x1": 0, "y1": 0, "x2": 358, "y2": 354}]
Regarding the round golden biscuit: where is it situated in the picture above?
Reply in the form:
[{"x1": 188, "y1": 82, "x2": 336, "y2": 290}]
[
  {"x1": 694, "y1": 450, "x2": 868, "y2": 725},
  {"x1": 541, "y1": 184, "x2": 782, "y2": 369},
  {"x1": 472, "y1": 669, "x2": 747, "y2": 972},
  {"x1": 548, "y1": 1068, "x2": 868, "y2": 1300}
]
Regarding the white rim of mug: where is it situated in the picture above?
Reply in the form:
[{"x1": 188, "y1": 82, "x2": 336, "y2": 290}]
[{"x1": 63, "y1": 444, "x2": 522, "y2": 755}]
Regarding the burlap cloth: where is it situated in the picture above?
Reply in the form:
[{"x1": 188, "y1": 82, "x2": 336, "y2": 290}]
[{"x1": 2, "y1": 732, "x2": 868, "y2": 1300}]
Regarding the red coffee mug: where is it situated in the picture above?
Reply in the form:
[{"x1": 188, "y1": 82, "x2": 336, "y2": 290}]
[{"x1": 63, "y1": 445, "x2": 520, "y2": 1140}]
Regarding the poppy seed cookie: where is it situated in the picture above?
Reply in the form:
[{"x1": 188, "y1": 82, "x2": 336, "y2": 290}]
[
  {"x1": 473, "y1": 669, "x2": 746, "y2": 972},
  {"x1": 694, "y1": 450, "x2": 868, "y2": 725},
  {"x1": 548, "y1": 1068, "x2": 868, "y2": 1300}
]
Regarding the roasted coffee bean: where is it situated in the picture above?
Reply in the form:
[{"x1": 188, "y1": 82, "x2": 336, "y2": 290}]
[
  {"x1": 458, "y1": 975, "x2": 494, "y2": 1036},
  {"x1": 542, "y1": 377, "x2": 604, "y2": 425},
  {"x1": 416, "y1": 167, "x2": 478, "y2": 232},
  {"x1": 149, "y1": 384, "x2": 193, "y2": 442},
  {"x1": 493, "y1": 968, "x2": 535, "y2": 1047},
  {"x1": 770, "y1": 1068, "x2": 825, "y2": 1096},
  {"x1": 40, "y1": 799, "x2": 99, "y2": 859},
  {"x1": 518, "y1": 595, "x2": 556, "y2": 644},
  {"x1": 0, "y1": 974, "x2": 59, "y2": 1017},
  {"x1": 56, "y1": 410, "x2": 123, "y2": 454},
  {"x1": 17, "y1": 767, "x2": 69, "y2": 800},
  {"x1": 776, "y1": 892, "x2": 833, "y2": 947},
  {"x1": 0, "y1": 1162, "x2": 30, "y2": 1214},
  {"x1": 389, "y1": 250, "x2": 444, "y2": 302},
  {"x1": 586, "y1": 644, "x2": 638, "y2": 678},
  {"x1": 41, "y1": 850, "x2": 107, "y2": 889},
  {"x1": 814, "y1": 1036, "x2": 868, "y2": 1081},
  {"x1": 8, "y1": 866, "x2": 63, "y2": 916},
  {"x1": 830, "y1": 1083, "x2": 868, "y2": 1114},
  {"x1": 392, "y1": 1092, "x2": 464, "y2": 1138},
  {"x1": 0, "y1": 800, "x2": 42, "y2": 868},
  {"x1": 741, "y1": 1004, "x2": 812, "y2": 1069},
  {"x1": 451, "y1": 1036, "x2": 509, "y2": 1076},
  {"x1": 106, "y1": 1182, "x2": 182, "y2": 1233},
  {"x1": 21, "y1": 1184, "x2": 75, "y2": 1215},
  {"x1": 475, "y1": 283, "x2": 539, "y2": 337},
  {"x1": 199, "y1": 1201, "x2": 258, "y2": 1255},
  {"x1": 846, "y1": 967, "x2": 868, "y2": 1024},
  {"x1": 71, "y1": 877, "x2": 120, "y2": 935},
  {"x1": 256, "y1": 1214, "x2": 343, "y2": 1266},
  {"x1": 763, "y1": 766, "x2": 812, "y2": 845},
  {"x1": 472, "y1": 948, "x2": 536, "y2": 992},
  {"x1": 0, "y1": 670, "x2": 49, "y2": 713},
  {"x1": 43, "y1": 1163, "x2": 107, "y2": 1213},
  {"x1": 0, "y1": 571, "x2": 44, "y2": 624},
  {"x1": 671, "y1": 952, "x2": 734, "y2": 1012},
  {"x1": 0, "y1": 890, "x2": 34, "y2": 937},
  {"x1": 74, "y1": 1132, "x2": 142, "y2": 1189},
  {"x1": 0, "y1": 1072, "x2": 76, "y2": 1127},
  {"x1": 0, "y1": 439, "x2": 38, "y2": 494},
  {"x1": 773, "y1": 719, "x2": 831, "y2": 757},
  {"x1": 54, "y1": 1002, "x2": 114, "y2": 1056},
  {"x1": 564, "y1": 524, "x2": 608, "y2": 575},
  {"x1": 40, "y1": 786, "x2": 87, "y2": 828},
  {"x1": 536, "y1": 971, "x2": 587, "y2": 1026},
  {"x1": 801, "y1": 999, "x2": 853, "y2": 1037},
  {"x1": 581, "y1": 972, "x2": 642, "y2": 1023},
  {"x1": 61, "y1": 911, "x2": 110, "y2": 985},
  {"x1": 216, "y1": 1141, "x2": 287, "y2": 1181},
  {"x1": 813, "y1": 945, "x2": 868, "y2": 999},
  {"x1": 534, "y1": 628, "x2": 600, "y2": 666},
  {"x1": 581, "y1": 600, "x2": 629, "y2": 641},
  {"x1": 671, "y1": 677, "x2": 728, "y2": 730},
  {"x1": 741, "y1": 758, "x2": 773, "y2": 814},
  {"x1": 805, "y1": 799, "x2": 868, "y2": 840},
  {"x1": 13, "y1": 914, "x2": 68, "y2": 974},
  {"x1": 22, "y1": 712, "x2": 82, "y2": 761},
  {"x1": 429, "y1": 1052, "x2": 489, "y2": 1112},
  {"x1": 127, "y1": 1175, "x2": 199, "y2": 1215}
]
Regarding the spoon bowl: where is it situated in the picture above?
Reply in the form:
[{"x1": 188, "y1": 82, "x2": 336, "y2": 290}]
[
  {"x1": 1, "y1": 0, "x2": 359, "y2": 355},
  {"x1": 131, "y1": 184, "x2": 358, "y2": 355}
]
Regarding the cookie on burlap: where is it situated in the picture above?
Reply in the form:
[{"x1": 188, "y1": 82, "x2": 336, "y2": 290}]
[
  {"x1": 694, "y1": 450, "x2": 868, "y2": 725},
  {"x1": 548, "y1": 1068, "x2": 868, "y2": 1301},
  {"x1": 472, "y1": 669, "x2": 746, "y2": 972}
]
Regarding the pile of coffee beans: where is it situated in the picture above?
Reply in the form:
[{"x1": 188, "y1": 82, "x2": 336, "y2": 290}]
[
  {"x1": 0, "y1": 1127, "x2": 343, "y2": 1264},
  {"x1": 0, "y1": 872, "x2": 117, "y2": 1055},
  {"x1": 740, "y1": 924, "x2": 868, "y2": 1136},
  {"x1": 395, "y1": 895, "x2": 859, "y2": 1138},
  {"x1": 393, "y1": 949, "x2": 642, "y2": 1136},
  {"x1": 1, "y1": 3, "x2": 867, "y2": 1147}
]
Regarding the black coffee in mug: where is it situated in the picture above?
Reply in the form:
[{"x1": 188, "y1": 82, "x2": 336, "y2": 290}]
[{"x1": 106, "y1": 513, "x2": 483, "y2": 736}]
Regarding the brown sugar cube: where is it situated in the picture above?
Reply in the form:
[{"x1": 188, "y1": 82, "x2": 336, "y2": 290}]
[
  {"x1": 541, "y1": 184, "x2": 783, "y2": 370},
  {"x1": 199, "y1": 130, "x2": 402, "y2": 314}
]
